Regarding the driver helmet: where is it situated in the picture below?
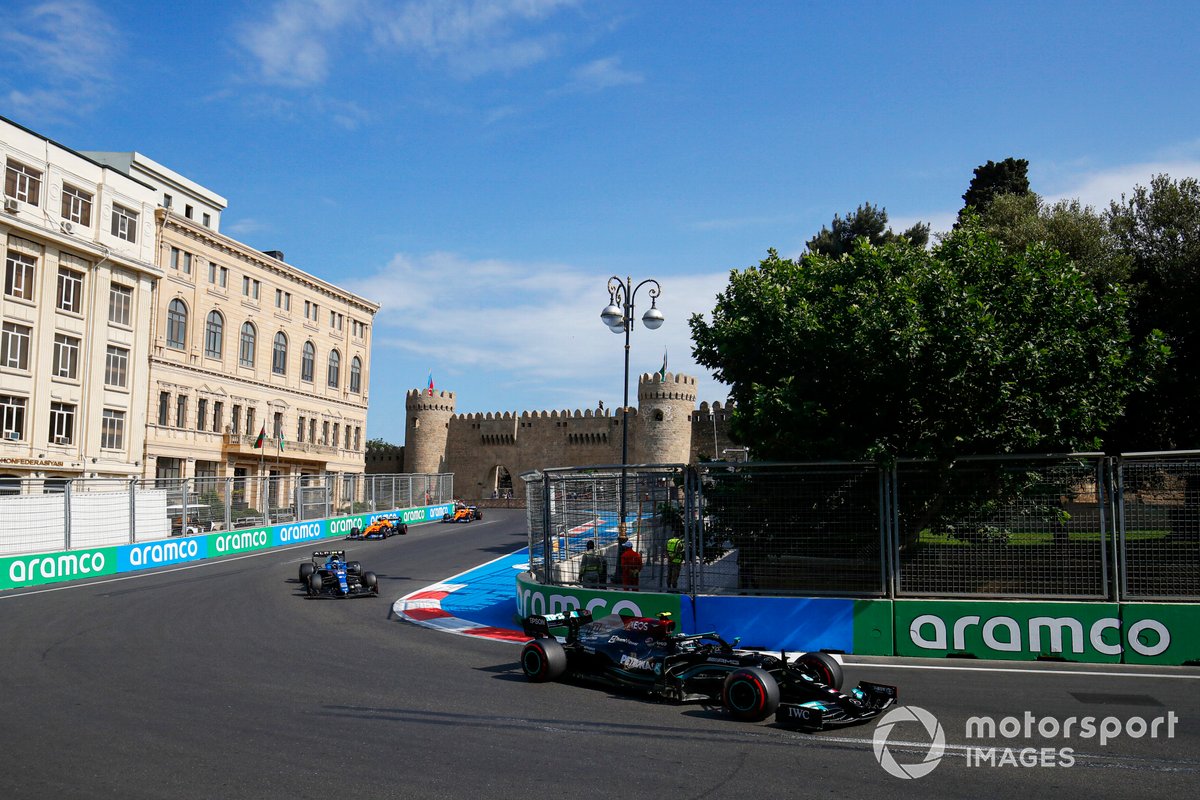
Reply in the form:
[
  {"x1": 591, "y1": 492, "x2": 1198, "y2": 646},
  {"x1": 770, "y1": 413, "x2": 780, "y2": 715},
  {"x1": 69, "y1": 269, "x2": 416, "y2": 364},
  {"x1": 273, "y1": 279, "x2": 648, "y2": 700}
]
[{"x1": 329, "y1": 554, "x2": 341, "y2": 566}]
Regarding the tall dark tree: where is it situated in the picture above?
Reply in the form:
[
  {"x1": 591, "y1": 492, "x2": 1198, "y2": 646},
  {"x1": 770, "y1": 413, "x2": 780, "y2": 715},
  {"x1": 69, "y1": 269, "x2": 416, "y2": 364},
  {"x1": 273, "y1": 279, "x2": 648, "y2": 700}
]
[
  {"x1": 806, "y1": 202, "x2": 929, "y2": 257},
  {"x1": 960, "y1": 157, "x2": 1031, "y2": 218},
  {"x1": 1107, "y1": 174, "x2": 1200, "y2": 450}
]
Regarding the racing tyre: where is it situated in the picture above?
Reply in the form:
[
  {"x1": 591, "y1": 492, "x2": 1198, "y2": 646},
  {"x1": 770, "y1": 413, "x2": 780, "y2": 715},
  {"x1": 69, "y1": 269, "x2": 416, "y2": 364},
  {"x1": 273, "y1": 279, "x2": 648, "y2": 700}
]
[
  {"x1": 362, "y1": 571, "x2": 379, "y2": 595},
  {"x1": 398, "y1": 524, "x2": 408, "y2": 535},
  {"x1": 308, "y1": 573, "x2": 323, "y2": 595},
  {"x1": 722, "y1": 667, "x2": 780, "y2": 722},
  {"x1": 299, "y1": 562, "x2": 315, "y2": 582},
  {"x1": 520, "y1": 638, "x2": 567, "y2": 683},
  {"x1": 793, "y1": 652, "x2": 843, "y2": 690},
  {"x1": 347, "y1": 561, "x2": 362, "y2": 575},
  {"x1": 350, "y1": 527, "x2": 361, "y2": 537}
]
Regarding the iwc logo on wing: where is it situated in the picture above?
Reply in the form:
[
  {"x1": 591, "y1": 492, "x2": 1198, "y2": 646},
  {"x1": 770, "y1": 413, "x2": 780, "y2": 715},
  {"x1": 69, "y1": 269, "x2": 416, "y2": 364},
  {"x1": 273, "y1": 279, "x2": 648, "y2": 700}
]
[{"x1": 872, "y1": 705, "x2": 946, "y2": 779}]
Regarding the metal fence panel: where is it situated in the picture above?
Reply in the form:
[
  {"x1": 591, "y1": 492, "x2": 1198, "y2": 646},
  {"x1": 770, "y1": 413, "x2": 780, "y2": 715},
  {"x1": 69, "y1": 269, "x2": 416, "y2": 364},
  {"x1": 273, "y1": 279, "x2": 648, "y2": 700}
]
[
  {"x1": 893, "y1": 455, "x2": 1109, "y2": 598},
  {"x1": 1118, "y1": 455, "x2": 1200, "y2": 600}
]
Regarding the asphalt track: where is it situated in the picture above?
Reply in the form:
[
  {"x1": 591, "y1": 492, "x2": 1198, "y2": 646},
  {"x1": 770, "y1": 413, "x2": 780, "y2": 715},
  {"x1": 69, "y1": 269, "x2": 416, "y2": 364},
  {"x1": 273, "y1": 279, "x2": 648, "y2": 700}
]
[{"x1": 1, "y1": 509, "x2": 1197, "y2": 799}]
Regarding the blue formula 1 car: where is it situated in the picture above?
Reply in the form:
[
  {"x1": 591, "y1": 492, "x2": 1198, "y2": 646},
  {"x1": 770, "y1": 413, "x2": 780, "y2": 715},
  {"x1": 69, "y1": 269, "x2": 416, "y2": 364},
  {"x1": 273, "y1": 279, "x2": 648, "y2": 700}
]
[
  {"x1": 519, "y1": 610, "x2": 897, "y2": 728},
  {"x1": 297, "y1": 550, "x2": 379, "y2": 598}
]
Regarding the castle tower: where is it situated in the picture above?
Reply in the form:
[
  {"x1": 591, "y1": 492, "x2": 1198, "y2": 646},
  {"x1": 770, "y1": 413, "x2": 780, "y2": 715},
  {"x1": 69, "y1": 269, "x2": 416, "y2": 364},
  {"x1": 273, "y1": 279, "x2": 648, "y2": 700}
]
[
  {"x1": 405, "y1": 389, "x2": 456, "y2": 474},
  {"x1": 635, "y1": 372, "x2": 697, "y2": 463}
]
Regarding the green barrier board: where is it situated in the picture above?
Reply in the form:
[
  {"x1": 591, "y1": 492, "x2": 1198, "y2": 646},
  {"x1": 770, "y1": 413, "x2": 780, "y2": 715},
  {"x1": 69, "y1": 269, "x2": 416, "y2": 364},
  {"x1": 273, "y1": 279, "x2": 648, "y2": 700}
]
[
  {"x1": 515, "y1": 572, "x2": 682, "y2": 621},
  {"x1": 853, "y1": 599, "x2": 894, "y2": 655},
  {"x1": 1, "y1": 547, "x2": 118, "y2": 590},
  {"x1": 1121, "y1": 604, "x2": 1200, "y2": 666}
]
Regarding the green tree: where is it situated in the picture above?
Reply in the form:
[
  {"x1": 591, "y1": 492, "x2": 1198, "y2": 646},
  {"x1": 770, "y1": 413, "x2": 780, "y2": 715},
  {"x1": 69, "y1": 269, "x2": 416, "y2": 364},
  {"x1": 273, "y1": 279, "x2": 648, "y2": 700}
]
[
  {"x1": 689, "y1": 220, "x2": 1164, "y2": 462},
  {"x1": 979, "y1": 193, "x2": 1133, "y2": 288},
  {"x1": 806, "y1": 202, "x2": 929, "y2": 257},
  {"x1": 960, "y1": 157, "x2": 1031, "y2": 219},
  {"x1": 1107, "y1": 174, "x2": 1200, "y2": 450}
]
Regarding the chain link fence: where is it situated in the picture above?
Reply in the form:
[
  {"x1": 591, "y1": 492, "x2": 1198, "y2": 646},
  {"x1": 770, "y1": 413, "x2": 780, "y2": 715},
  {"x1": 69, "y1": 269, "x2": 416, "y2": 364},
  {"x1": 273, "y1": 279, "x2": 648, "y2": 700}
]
[
  {"x1": 0, "y1": 472, "x2": 453, "y2": 557},
  {"x1": 525, "y1": 454, "x2": 1200, "y2": 601}
]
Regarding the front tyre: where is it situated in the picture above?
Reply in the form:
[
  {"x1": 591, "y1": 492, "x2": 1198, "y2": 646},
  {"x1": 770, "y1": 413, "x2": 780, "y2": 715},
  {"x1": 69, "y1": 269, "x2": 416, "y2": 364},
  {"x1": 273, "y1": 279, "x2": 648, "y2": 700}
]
[
  {"x1": 362, "y1": 571, "x2": 379, "y2": 595},
  {"x1": 520, "y1": 638, "x2": 567, "y2": 683},
  {"x1": 722, "y1": 667, "x2": 780, "y2": 722},
  {"x1": 299, "y1": 562, "x2": 315, "y2": 582},
  {"x1": 792, "y1": 652, "x2": 843, "y2": 690}
]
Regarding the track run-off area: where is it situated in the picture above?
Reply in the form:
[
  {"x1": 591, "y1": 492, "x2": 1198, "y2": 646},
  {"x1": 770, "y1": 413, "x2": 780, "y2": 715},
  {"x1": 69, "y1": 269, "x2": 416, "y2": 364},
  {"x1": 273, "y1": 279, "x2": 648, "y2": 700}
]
[{"x1": 2, "y1": 509, "x2": 1197, "y2": 799}]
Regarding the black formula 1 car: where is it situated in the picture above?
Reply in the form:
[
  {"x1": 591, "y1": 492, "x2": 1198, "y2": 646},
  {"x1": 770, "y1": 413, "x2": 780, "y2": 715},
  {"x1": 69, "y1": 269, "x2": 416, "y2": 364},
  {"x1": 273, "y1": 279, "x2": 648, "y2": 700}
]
[
  {"x1": 297, "y1": 550, "x2": 379, "y2": 598},
  {"x1": 348, "y1": 516, "x2": 407, "y2": 539},
  {"x1": 519, "y1": 610, "x2": 897, "y2": 728}
]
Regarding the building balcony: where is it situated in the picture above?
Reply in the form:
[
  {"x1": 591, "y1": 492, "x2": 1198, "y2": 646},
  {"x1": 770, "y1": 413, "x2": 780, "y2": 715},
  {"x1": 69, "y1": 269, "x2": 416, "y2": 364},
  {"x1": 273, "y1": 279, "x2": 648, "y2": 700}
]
[{"x1": 221, "y1": 432, "x2": 339, "y2": 463}]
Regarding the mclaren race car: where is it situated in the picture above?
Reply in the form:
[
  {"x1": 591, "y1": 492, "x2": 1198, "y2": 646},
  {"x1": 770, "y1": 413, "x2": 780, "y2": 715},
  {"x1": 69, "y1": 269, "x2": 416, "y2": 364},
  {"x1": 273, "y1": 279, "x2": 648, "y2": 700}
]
[
  {"x1": 519, "y1": 610, "x2": 897, "y2": 728},
  {"x1": 441, "y1": 504, "x2": 483, "y2": 523},
  {"x1": 297, "y1": 550, "x2": 379, "y2": 598},
  {"x1": 348, "y1": 515, "x2": 407, "y2": 539}
]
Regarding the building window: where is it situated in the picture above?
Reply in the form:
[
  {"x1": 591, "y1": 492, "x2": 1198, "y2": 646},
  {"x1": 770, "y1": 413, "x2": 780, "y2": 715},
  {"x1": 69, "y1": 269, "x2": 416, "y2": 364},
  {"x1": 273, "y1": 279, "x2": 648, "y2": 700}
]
[
  {"x1": 52, "y1": 334, "x2": 80, "y2": 379},
  {"x1": 212, "y1": 401, "x2": 223, "y2": 433},
  {"x1": 242, "y1": 276, "x2": 260, "y2": 299},
  {"x1": 105, "y1": 345, "x2": 129, "y2": 387},
  {"x1": 156, "y1": 457, "x2": 181, "y2": 483},
  {"x1": 111, "y1": 204, "x2": 138, "y2": 243},
  {"x1": 327, "y1": 350, "x2": 340, "y2": 388},
  {"x1": 204, "y1": 310, "x2": 224, "y2": 358},
  {"x1": 197, "y1": 398, "x2": 208, "y2": 431},
  {"x1": 333, "y1": 423, "x2": 340, "y2": 449},
  {"x1": 163, "y1": 194, "x2": 172, "y2": 209},
  {"x1": 4, "y1": 160, "x2": 42, "y2": 205},
  {"x1": 282, "y1": 292, "x2": 290, "y2": 311},
  {"x1": 56, "y1": 268, "x2": 84, "y2": 313},
  {"x1": 109, "y1": 284, "x2": 133, "y2": 326},
  {"x1": 232, "y1": 404, "x2": 241, "y2": 435},
  {"x1": 167, "y1": 299, "x2": 187, "y2": 349},
  {"x1": 272, "y1": 411, "x2": 283, "y2": 439},
  {"x1": 49, "y1": 402, "x2": 75, "y2": 445},
  {"x1": 101, "y1": 409, "x2": 125, "y2": 449},
  {"x1": 272, "y1": 332, "x2": 288, "y2": 375},
  {"x1": 208, "y1": 262, "x2": 228, "y2": 288},
  {"x1": 158, "y1": 392, "x2": 169, "y2": 426},
  {"x1": 169, "y1": 247, "x2": 192, "y2": 274},
  {"x1": 202, "y1": 213, "x2": 211, "y2": 227},
  {"x1": 350, "y1": 356, "x2": 362, "y2": 393},
  {"x1": 322, "y1": 421, "x2": 330, "y2": 446},
  {"x1": 297, "y1": 416, "x2": 305, "y2": 443},
  {"x1": 309, "y1": 418, "x2": 316, "y2": 443},
  {"x1": 1, "y1": 395, "x2": 27, "y2": 441},
  {"x1": 61, "y1": 185, "x2": 92, "y2": 226},
  {"x1": 239, "y1": 322, "x2": 256, "y2": 367},
  {"x1": 246, "y1": 407, "x2": 256, "y2": 437},
  {"x1": 1, "y1": 322, "x2": 31, "y2": 370},
  {"x1": 301, "y1": 341, "x2": 315, "y2": 382},
  {"x1": 176, "y1": 395, "x2": 188, "y2": 428},
  {"x1": 5, "y1": 250, "x2": 36, "y2": 301},
  {"x1": 184, "y1": 204, "x2": 193, "y2": 219}
]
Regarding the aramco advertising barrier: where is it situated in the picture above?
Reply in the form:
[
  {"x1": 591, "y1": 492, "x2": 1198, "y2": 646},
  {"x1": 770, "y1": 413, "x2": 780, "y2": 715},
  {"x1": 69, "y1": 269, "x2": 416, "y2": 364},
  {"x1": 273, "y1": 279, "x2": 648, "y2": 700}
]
[
  {"x1": 514, "y1": 574, "x2": 1198, "y2": 666},
  {"x1": 0, "y1": 504, "x2": 453, "y2": 592}
]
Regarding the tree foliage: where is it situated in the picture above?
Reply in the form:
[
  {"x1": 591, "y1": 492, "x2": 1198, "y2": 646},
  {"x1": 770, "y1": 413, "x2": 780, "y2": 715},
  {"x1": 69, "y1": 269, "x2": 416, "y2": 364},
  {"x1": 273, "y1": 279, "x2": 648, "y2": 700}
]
[
  {"x1": 806, "y1": 202, "x2": 929, "y2": 257},
  {"x1": 960, "y1": 157, "x2": 1031, "y2": 219},
  {"x1": 690, "y1": 221, "x2": 1165, "y2": 461}
]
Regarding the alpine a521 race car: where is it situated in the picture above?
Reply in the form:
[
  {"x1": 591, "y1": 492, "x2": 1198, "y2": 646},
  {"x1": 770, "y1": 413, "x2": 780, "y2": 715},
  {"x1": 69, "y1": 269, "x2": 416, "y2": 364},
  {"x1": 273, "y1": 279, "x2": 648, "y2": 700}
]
[
  {"x1": 519, "y1": 610, "x2": 897, "y2": 728},
  {"x1": 297, "y1": 550, "x2": 379, "y2": 598},
  {"x1": 349, "y1": 516, "x2": 407, "y2": 539},
  {"x1": 441, "y1": 504, "x2": 482, "y2": 523}
]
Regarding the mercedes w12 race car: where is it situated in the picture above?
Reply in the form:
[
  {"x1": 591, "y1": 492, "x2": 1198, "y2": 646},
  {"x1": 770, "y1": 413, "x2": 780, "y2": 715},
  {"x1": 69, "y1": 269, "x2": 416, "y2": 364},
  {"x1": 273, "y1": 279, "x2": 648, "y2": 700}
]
[
  {"x1": 519, "y1": 610, "x2": 897, "y2": 728},
  {"x1": 348, "y1": 515, "x2": 407, "y2": 539},
  {"x1": 297, "y1": 550, "x2": 379, "y2": 598},
  {"x1": 441, "y1": 503, "x2": 483, "y2": 523}
]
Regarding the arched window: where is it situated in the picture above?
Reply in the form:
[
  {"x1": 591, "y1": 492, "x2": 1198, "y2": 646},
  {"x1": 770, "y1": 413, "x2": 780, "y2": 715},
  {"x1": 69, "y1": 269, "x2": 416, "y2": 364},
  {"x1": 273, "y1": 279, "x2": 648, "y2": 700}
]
[
  {"x1": 166, "y1": 299, "x2": 187, "y2": 350},
  {"x1": 327, "y1": 350, "x2": 341, "y2": 388},
  {"x1": 350, "y1": 356, "x2": 362, "y2": 393},
  {"x1": 204, "y1": 310, "x2": 224, "y2": 359},
  {"x1": 272, "y1": 332, "x2": 288, "y2": 375},
  {"x1": 301, "y1": 341, "x2": 315, "y2": 383},
  {"x1": 239, "y1": 322, "x2": 256, "y2": 367}
]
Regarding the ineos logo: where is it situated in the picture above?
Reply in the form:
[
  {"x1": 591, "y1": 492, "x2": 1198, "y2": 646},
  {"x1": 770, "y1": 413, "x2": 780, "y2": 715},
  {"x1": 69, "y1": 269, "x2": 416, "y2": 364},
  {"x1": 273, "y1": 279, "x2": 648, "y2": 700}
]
[{"x1": 873, "y1": 705, "x2": 946, "y2": 780}]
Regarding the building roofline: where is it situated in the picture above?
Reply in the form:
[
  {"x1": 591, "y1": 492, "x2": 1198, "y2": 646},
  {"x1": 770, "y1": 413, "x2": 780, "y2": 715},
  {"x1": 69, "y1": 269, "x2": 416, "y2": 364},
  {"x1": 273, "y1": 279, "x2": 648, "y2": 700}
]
[{"x1": 1, "y1": 114, "x2": 158, "y2": 193}]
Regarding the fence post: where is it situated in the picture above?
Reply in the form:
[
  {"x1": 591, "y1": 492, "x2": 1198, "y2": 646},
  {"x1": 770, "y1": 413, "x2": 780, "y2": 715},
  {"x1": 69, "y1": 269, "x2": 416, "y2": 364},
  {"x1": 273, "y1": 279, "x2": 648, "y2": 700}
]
[
  {"x1": 63, "y1": 479, "x2": 73, "y2": 551},
  {"x1": 224, "y1": 476, "x2": 233, "y2": 531},
  {"x1": 129, "y1": 477, "x2": 137, "y2": 544},
  {"x1": 541, "y1": 473, "x2": 553, "y2": 585}
]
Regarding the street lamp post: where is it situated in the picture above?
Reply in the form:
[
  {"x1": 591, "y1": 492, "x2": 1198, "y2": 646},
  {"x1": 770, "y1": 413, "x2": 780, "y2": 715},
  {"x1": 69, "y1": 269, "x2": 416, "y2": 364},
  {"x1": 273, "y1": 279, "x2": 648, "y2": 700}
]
[{"x1": 600, "y1": 275, "x2": 664, "y2": 534}]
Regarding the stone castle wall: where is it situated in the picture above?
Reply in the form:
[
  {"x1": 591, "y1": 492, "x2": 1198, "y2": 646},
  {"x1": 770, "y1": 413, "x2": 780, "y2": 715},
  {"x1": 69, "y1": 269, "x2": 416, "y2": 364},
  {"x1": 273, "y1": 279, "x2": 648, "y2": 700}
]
[{"x1": 405, "y1": 372, "x2": 736, "y2": 500}]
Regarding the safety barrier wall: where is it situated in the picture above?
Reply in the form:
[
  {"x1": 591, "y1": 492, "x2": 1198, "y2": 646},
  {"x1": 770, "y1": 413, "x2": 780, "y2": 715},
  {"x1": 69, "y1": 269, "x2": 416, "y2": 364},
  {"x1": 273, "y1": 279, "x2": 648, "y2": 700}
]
[
  {"x1": 513, "y1": 574, "x2": 1199, "y2": 666},
  {"x1": 0, "y1": 503, "x2": 454, "y2": 592}
]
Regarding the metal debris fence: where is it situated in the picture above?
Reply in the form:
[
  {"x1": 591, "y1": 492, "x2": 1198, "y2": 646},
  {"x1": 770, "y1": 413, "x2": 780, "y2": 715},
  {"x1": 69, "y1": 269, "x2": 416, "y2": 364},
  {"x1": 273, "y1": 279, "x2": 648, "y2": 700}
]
[
  {"x1": 0, "y1": 473, "x2": 453, "y2": 556},
  {"x1": 524, "y1": 454, "x2": 1200, "y2": 601}
]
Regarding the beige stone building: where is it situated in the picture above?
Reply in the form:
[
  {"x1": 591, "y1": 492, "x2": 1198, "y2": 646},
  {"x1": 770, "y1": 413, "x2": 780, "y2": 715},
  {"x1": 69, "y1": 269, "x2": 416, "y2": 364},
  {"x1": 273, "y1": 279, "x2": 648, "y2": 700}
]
[
  {"x1": 1, "y1": 117, "x2": 161, "y2": 490},
  {"x1": 82, "y1": 152, "x2": 380, "y2": 494}
]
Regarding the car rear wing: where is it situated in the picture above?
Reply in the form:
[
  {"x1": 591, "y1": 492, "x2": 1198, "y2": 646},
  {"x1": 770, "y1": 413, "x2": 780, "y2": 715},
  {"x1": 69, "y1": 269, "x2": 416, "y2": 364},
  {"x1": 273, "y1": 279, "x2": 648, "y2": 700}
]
[
  {"x1": 523, "y1": 609, "x2": 594, "y2": 638},
  {"x1": 312, "y1": 550, "x2": 346, "y2": 559}
]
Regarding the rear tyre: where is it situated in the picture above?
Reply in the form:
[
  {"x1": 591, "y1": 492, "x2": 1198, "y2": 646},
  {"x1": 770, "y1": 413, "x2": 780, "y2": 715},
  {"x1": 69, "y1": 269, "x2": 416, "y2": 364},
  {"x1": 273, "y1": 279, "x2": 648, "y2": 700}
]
[
  {"x1": 520, "y1": 638, "x2": 567, "y2": 683},
  {"x1": 793, "y1": 652, "x2": 843, "y2": 690},
  {"x1": 299, "y1": 562, "x2": 315, "y2": 582},
  {"x1": 347, "y1": 561, "x2": 362, "y2": 575},
  {"x1": 722, "y1": 667, "x2": 780, "y2": 722}
]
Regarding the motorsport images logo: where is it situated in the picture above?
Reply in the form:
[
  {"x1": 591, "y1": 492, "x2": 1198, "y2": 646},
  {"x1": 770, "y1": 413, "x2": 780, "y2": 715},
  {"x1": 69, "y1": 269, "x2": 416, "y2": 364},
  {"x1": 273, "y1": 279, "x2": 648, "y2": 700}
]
[{"x1": 872, "y1": 705, "x2": 946, "y2": 779}]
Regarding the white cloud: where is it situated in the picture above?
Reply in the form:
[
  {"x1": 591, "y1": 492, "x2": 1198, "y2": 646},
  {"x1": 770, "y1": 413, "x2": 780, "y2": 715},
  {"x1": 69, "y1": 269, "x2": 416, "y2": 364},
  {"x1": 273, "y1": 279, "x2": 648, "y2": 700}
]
[
  {"x1": 0, "y1": 0, "x2": 118, "y2": 119},
  {"x1": 565, "y1": 55, "x2": 643, "y2": 92},
  {"x1": 346, "y1": 252, "x2": 731, "y2": 413},
  {"x1": 238, "y1": 0, "x2": 582, "y2": 86}
]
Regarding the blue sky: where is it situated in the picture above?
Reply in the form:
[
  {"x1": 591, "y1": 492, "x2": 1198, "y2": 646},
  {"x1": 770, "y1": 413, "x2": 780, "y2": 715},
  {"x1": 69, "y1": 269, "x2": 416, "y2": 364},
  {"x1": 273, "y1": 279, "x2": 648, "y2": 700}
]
[{"x1": 4, "y1": 0, "x2": 1199, "y2": 444}]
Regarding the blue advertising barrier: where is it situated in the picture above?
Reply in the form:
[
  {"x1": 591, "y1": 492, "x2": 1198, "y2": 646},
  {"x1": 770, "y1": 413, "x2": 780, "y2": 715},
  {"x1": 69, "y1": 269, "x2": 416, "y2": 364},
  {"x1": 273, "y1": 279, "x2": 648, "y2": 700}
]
[{"x1": 692, "y1": 595, "x2": 855, "y2": 652}]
